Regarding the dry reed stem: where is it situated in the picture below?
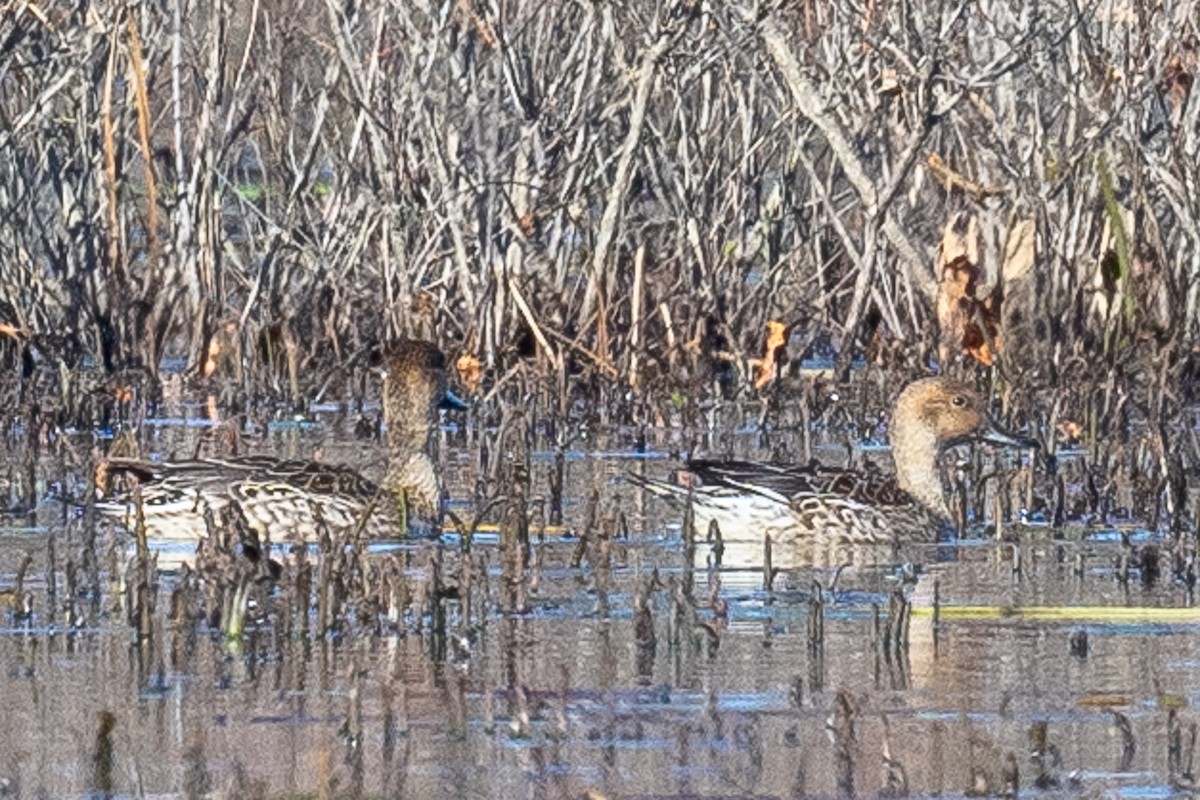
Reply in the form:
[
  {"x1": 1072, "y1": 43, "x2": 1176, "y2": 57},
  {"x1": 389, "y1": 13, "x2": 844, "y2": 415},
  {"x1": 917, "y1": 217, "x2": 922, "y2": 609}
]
[
  {"x1": 126, "y1": 13, "x2": 157, "y2": 269},
  {"x1": 0, "y1": 0, "x2": 1193, "y2": 478},
  {"x1": 100, "y1": 18, "x2": 122, "y2": 284},
  {"x1": 580, "y1": 28, "x2": 677, "y2": 332}
]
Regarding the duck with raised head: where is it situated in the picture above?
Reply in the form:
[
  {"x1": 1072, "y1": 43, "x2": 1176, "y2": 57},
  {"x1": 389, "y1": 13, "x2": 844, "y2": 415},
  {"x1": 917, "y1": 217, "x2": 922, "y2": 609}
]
[
  {"x1": 98, "y1": 339, "x2": 467, "y2": 541},
  {"x1": 629, "y1": 377, "x2": 1041, "y2": 545}
]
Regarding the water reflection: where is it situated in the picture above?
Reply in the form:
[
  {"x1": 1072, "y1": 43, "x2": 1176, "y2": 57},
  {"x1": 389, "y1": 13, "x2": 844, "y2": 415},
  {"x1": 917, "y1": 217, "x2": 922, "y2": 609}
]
[{"x1": 0, "y1": 408, "x2": 1197, "y2": 798}]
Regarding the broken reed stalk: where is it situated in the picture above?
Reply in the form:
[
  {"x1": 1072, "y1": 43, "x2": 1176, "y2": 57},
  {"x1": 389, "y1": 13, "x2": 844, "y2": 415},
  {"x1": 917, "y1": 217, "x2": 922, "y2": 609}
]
[
  {"x1": 315, "y1": 529, "x2": 334, "y2": 637},
  {"x1": 126, "y1": 12, "x2": 157, "y2": 271},
  {"x1": 500, "y1": 474, "x2": 531, "y2": 614},
  {"x1": 427, "y1": 547, "x2": 447, "y2": 649},
  {"x1": 887, "y1": 588, "x2": 910, "y2": 652},
  {"x1": 931, "y1": 578, "x2": 941, "y2": 635},
  {"x1": 571, "y1": 489, "x2": 599, "y2": 569},
  {"x1": 221, "y1": 575, "x2": 252, "y2": 642},
  {"x1": 100, "y1": 22, "x2": 122, "y2": 287},
  {"x1": 707, "y1": 518, "x2": 724, "y2": 568},
  {"x1": 133, "y1": 485, "x2": 154, "y2": 641},
  {"x1": 682, "y1": 481, "x2": 696, "y2": 550},
  {"x1": 806, "y1": 580, "x2": 824, "y2": 651},
  {"x1": 628, "y1": 243, "x2": 645, "y2": 389},
  {"x1": 91, "y1": 710, "x2": 118, "y2": 797},
  {"x1": 762, "y1": 535, "x2": 774, "y2": 592},
  {"x1": 64, "y1": 559, "x2": 77, "y2": 628}
]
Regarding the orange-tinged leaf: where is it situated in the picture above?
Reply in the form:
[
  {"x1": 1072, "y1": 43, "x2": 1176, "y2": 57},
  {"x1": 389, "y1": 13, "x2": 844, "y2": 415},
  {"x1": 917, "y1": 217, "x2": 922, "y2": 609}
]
[
  {"x1": 456, "y1": 353, "x2": 482, "y2": 393},
  {"x1": 1057, "y1": 420, "x2": 1084, "y2": 440},
  {"x1": 202, "y1": 339, "x2": 221, "y2": 378},
  {"x1": 94, "y1": 460, "x2": 110, "y2": 493},
  {"x1": 455, "y1": 0, "x2": 496, "y2": 48},
  {"x1": 764, "y1": 320, "x2": 788, "y2": 351},
  {"x1": 0, "y1": 323, "x2": 29, "y2": 340},
  {"x1": 962, "y1": 324, "x2": 995, "y2": 366},
  {"x1": 750, "y1": 320, "x2": 789, "y2": 390}
]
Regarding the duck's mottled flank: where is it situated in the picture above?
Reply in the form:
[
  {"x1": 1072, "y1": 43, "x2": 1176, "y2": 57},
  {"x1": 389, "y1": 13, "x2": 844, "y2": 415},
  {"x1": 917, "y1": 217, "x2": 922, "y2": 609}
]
[
  {"x1": 98, "y1": 339, "x2": 464, "y2": 541},
  {"x1": 629, "y1": 377, "x2": 1039, "y2": 545}
]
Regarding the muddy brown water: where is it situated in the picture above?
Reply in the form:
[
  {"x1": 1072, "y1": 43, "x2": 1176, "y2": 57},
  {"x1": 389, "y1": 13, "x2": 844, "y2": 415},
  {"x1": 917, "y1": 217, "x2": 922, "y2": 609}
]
[{"x1": 0, "y1": 402, "x2": 1197, "y2": 799}]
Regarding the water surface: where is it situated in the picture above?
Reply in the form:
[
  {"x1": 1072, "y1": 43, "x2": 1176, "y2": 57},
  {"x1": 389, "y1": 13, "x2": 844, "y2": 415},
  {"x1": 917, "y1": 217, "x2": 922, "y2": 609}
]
[{"x1": 0, "y1": 401, "x2": 1195, "y2": 799}]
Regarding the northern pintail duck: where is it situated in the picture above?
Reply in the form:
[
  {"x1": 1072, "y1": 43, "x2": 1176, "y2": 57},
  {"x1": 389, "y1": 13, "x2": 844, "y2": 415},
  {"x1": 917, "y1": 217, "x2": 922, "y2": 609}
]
[
  {"x1": 98, "y1": 340, "x2": 467, "y2": 541},
  {"x1": 630, "y1": 377, "x2": 1040, "y2": 544}
]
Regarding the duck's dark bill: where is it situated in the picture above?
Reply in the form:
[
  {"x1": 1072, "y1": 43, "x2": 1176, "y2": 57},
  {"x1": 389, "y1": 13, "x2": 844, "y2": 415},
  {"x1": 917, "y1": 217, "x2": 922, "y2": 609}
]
[
  {"x1": 439, "y1": 390, "x2": 469, "y2": 411},
  {"x1": 981, "y1": 419, "x2": 1040, "y2": 451}
]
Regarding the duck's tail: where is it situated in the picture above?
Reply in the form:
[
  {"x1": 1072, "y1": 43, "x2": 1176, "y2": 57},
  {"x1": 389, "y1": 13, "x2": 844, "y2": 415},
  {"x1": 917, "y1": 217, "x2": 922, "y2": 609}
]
[
  {"x1": 623, "y1": 471, "x2": 691, "y2": 503},
  {"x1": 101, "y1": 458, "x2": 159, "y2": 485},
  {"x1": 626, "y1": 468, "x2": 793, "y2": 507},
  {"x1": 93, "y1": 459, "x2": 162, "y2": 505}
]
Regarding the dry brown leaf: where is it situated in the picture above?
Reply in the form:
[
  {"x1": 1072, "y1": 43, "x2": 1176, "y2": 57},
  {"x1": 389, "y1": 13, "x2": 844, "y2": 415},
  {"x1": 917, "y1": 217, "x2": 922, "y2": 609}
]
[
  {"x1": 1057, "y1": 420, "x2": 1083, "y2": 440},
  {"x1": 1001, "y1": 219, "x2": 1036, "y2": 284},
  {"x1": 936, "y1": 214, "x2": 1008, "y2": 366},
  {"x1": 1162, "y1": 50, "x2": 1195, "y2": 120},
  {"x1": 456, "y1": 353, "x2": 482, "y2": 393},
  {"x1": 938, "y1": 214, "x2": 980, "y2": 268},
  {"x1": 200, "y1": 321, "x2": 240, "y2": 379},
  {"x1": 937, "y1": 244, "x2": 1001, "y2": 368},
  {"x1": 961, "y1": 319, "x2": 996, "y2": 366},
  {"x1": 748, "y1": 320, "x2": 789, "y2": 390},
  {"x1": 202, "y1": 339, "x2": 221, "y2": 378},
  {"x1": 94, "y1": 460, "x2": 110, "y2": 494},
  {"x1": 517, "y1": 211, "x2": 536, "y2": 237},
  {"x1": 936, "y1": 252, "x2": 979, "y2": 347}
]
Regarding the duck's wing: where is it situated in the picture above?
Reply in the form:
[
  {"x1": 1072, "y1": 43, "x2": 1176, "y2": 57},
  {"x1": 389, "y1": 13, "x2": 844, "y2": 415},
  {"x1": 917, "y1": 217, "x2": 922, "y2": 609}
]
[
  {"x1": 685, "y1": 459, "x2": 915, "y2": 508},
  {"x1": 102, "y1": 456, "x2": 381, "y2": 533},
  {"x1": 106, "y1": 456, "x2": 379, "y2": 499}
]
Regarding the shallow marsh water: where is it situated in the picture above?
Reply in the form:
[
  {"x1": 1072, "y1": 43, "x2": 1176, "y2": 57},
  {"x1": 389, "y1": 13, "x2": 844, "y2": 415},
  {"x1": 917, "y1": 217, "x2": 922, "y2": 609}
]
[{"x1": 0, "y1": 401, "x2": 1197, "y2": 799}]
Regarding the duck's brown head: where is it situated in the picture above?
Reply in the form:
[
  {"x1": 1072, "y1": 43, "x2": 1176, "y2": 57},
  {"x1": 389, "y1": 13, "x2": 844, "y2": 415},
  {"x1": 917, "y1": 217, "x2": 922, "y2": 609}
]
[
  {"x1": 892, "y1": 377, "x2": 1039, "y2": 453},
  {"x1": 382, "y1": 340, "x2": 468, "y2": 432}
]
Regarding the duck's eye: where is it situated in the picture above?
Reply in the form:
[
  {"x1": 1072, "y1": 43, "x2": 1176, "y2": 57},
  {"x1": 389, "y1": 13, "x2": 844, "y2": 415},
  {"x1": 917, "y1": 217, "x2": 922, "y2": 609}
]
[{"x1": 951, "y1": 395, "x2": 967, "y2": 407}]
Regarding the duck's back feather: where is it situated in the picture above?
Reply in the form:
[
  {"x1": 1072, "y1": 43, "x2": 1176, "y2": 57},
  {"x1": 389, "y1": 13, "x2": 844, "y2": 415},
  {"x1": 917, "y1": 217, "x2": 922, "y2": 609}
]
[
  {"x1": 106, "y1": 456, "x2": 379, "y2": 497},
  {"x1": 100, "y1": 457, "x2": 382, "y2": 540},
  {"x1": 685, "y1": 459, "x2": 915, "y2": 507}
]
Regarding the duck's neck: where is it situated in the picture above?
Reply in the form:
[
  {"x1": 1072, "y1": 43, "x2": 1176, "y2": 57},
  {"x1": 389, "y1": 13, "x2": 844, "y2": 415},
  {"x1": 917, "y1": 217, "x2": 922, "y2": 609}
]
[
  {"x1": 383, "y1": 422, "x2": 440, "y2": 516},
  {"x1": 385, "y1": 423, "x2": 432, "y2": 475},
  {"x1": 891, "y1": 423, "x2": 951, "y2": 520}
]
